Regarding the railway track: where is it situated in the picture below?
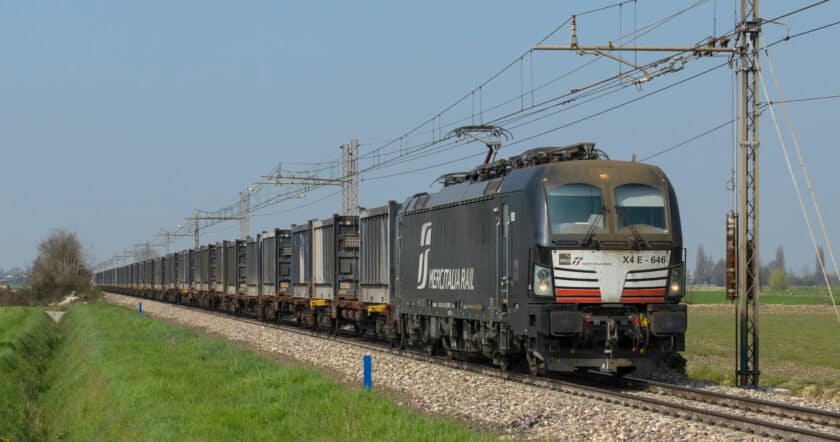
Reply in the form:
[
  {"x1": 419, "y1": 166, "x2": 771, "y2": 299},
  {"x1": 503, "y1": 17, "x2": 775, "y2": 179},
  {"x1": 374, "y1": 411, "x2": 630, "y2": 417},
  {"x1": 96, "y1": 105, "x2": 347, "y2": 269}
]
[
  {"x1": 116, "y1": 293, "x2": 840, "y2": 441},
  {"x1": 624, "y1": 376, "x2": 840, "y2": 428}
]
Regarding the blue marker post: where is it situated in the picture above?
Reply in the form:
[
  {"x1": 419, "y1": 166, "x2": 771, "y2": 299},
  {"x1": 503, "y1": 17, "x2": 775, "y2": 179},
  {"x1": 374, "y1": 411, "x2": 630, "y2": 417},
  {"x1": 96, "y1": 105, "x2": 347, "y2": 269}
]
[
  {"x1": 363, "y1": 355, "x2": 372, "y2": 391},
  {"x1": 138, "y1": 302, "x2": 143, "y2": 314}
]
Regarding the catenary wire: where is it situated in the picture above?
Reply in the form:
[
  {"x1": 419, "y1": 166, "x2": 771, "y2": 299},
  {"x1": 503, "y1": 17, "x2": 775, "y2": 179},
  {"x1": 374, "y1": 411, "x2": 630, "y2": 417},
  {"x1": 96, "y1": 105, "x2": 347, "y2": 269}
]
[{"x1": 105, "y1": 4, "x2": 837, "y2": 264}]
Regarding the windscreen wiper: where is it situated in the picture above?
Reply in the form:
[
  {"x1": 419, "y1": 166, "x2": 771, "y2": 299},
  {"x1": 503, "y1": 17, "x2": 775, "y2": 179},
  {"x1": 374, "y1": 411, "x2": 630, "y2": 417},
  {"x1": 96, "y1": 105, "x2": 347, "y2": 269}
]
[
  {"x1": 580, "y1": 206, "x2": 605, "y2": 247},
  {"x1": 615, "y1": 206, "x2": 647, "y2": 249}
]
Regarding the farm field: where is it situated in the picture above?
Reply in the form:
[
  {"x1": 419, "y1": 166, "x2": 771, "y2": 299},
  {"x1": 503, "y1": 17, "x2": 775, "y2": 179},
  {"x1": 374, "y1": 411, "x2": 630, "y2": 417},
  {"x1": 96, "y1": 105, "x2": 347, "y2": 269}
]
[
  {"x1": 0, "y1": 306, "x2": 54, "y2": 441},
  {"x1": 684, "y1": 286, "x2": 840, "y2": 305},
  {"x1": 684, "y1": 304, "x2": 840, "y2": 401},
  {"x1": 38, "y1": 303, "x2": 489, "y2": 442}
]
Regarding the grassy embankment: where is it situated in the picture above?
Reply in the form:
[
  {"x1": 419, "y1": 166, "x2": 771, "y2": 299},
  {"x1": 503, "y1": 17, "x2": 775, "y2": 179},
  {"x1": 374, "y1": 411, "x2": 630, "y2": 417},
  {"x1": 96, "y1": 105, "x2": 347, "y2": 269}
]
[
  {"x1": 684, "y1": 304, "x2": 840, "y2": 400},
  {"x1": 39, "y1": 303, "x2": 489, "y2": 441},
  {"x1": 0, "y1": 307, "x2": 54, "y2": 441}
]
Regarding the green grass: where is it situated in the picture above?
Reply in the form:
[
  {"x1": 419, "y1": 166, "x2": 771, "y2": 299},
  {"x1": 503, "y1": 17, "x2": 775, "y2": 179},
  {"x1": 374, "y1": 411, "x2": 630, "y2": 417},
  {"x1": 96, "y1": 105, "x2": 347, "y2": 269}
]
[
  {"x1": 685, "y1": 306, "x2": 840, "y2": 400},
  {"x1": 40, "y1": 304, "x2": 490, "y2": 442},
  {"x1": 684, "y1": 286, "x2": 840, "y2": 305},
  {"x1": 0, "y1": 307, "x2": 54, "y2": 441}
]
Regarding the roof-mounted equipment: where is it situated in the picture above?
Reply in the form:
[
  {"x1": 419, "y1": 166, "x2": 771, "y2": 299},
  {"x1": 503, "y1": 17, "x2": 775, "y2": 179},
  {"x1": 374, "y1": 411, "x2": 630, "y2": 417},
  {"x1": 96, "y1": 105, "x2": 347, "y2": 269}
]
[
  {"x1": 436, "y1": 141, "x2": 609, "y2": 187},
  {"x1": 449, "y1": 125, "x2": 512, "y2": 165}
]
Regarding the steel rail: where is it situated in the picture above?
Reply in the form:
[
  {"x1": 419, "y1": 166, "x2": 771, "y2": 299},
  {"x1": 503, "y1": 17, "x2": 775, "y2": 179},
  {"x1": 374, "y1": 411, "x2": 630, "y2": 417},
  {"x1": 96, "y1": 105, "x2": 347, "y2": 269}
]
[
  {"x1": 107, "y1": 292, "x2": 840, "y2": 441},
  {"x1": 624, "y1": 376, "x2": 840, "y2": 428}
]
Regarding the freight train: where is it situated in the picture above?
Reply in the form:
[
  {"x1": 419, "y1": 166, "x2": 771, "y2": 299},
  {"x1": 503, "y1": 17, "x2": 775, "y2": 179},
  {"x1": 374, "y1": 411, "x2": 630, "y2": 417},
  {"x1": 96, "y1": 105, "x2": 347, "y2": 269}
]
[{"x1": 95, "y1": 142, "x2": 687, "y2": 375}]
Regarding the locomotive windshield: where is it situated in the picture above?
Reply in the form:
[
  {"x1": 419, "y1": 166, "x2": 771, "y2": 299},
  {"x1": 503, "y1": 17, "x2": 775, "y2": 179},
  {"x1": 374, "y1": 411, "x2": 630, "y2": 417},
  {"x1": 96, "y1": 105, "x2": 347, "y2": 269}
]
[
  {"x1": 547, "y1": 183, "x2": 604, "y2": 234},
  {"x1": 615, "y1": 183, "x2": 667, "y2": 233}
]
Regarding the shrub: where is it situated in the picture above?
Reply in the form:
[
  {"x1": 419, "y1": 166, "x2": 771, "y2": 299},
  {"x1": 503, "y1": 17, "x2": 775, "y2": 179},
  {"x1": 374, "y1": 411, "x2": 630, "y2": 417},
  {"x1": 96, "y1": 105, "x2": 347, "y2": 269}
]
[{"x1": 769, "y1": 267, "x2": 790, "y2": 290}]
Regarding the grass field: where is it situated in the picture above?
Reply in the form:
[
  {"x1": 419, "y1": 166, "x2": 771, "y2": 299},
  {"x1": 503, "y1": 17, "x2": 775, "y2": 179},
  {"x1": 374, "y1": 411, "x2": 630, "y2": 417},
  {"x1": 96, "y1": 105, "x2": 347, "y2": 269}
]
[
  {"x1": 40, "y1": 304, "x2": 489, "y2": 441},
  {"x1": 685, "y1": 305, "x2": 840, "y2": 400},
  {"x1": 0, "y1": 307, "x2": 54, "y2": 441},
  {"x1": 684, "y1": 286, "x2": 840, "y2": 305}
]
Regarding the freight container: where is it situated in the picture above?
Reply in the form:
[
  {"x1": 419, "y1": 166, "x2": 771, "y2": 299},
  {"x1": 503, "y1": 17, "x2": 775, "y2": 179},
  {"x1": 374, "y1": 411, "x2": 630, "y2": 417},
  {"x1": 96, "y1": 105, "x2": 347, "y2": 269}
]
[
  {"x1": 177, "y1": 249, "x2": 193, "y2": 291},
  {"x1": 223, "y1": 240, "x2": 246, "y2": 295},
  {"x1": 359, "y1": 201, "x2": 400, "y2": 305},
  {"x1": 190, "y1": 248, "x2": 198, "y2": 290},
  {"x1": 291, "y1": 222, "x2": 312, "y2": 299},
  {"x1": 153, "y1": 256, "x2": 165, "y2": 291},
  {"x1": 245, "y1": 236, "x2": 260, "y2": 297},
  {"x1": 165, "y1": 252, "x2": 177, "y2": 290},
  {"x1": 312, "y1": 215, "x2": 359, "y2": 301},
  {"x1": 260, "y1": 229, "x2": 293, "y2": 297},
  {"x1": 214, "y1": 242, "x2": 226, "y2": 293}
]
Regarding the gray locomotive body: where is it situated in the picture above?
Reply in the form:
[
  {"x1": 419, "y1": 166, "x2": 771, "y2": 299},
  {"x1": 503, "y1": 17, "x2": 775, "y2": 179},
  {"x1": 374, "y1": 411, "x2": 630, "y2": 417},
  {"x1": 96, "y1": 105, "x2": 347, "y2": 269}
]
[{"x1": 396, "y1": 147, "x2": 686, "y2": 373}]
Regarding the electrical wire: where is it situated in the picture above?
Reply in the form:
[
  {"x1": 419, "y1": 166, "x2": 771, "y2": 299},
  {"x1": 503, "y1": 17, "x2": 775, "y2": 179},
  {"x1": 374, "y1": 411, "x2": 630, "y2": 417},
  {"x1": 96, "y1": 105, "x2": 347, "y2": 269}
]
[
  {"x1": 250, "y1": 190, "x2": 341, "y2": 218},
  {"x1": 766, "y1": 94, "x2": 840, "y2": 106},
  {"x1": 110, "y1": 3, "x2": 837, "y2": 263},
  {"x1": 641, "y1": 118, "x2": 736, "y2": 161},
  {"x1": 362, "y1": 151, "x2": 486, "y2": 182},
  {"x1": 180, "y1": 0, "x2": 715, "y2": 219},
  {"x1": 359, "y1": 0, "x2": 711, "y2": 165},
  {"x1": 767, "y1": 18, "x2": 840, "y2": 48},
  {"x1": 759, "y1": 37, "x2": 840, "y2": 321},
  {"x1": 507, "y1": 61, "x2": 729, "y2": 147},
  {"x1": 763, "y1": 0, "x2": 829, "y2": 24}
]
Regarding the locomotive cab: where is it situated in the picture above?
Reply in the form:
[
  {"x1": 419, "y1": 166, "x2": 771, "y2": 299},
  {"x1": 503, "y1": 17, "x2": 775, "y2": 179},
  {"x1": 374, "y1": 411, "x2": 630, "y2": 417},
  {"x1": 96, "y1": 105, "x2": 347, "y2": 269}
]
[{"x1": 525, "y1": 154, "x2": 687, "y2": 373}]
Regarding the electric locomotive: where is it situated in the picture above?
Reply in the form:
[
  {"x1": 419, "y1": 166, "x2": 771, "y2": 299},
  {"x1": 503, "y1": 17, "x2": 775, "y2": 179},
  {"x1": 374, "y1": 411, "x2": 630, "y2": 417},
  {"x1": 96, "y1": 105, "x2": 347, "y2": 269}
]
[
  {"x1": 396, "y1": 142, "x2": 686, "y2": 374},
  {"x1": 94, "y1": 141, "x2": 687, "y2": 376}
]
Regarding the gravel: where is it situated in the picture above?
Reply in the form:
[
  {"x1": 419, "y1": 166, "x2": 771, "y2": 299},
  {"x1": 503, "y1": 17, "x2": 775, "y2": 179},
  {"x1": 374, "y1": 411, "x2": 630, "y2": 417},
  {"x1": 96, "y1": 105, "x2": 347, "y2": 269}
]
[
  {"x1": 104, "y1": 293, "x2": 775, "y2": 440},
  {"x1": 634, "y1": 370, "x2": 840, "y2": 414}
]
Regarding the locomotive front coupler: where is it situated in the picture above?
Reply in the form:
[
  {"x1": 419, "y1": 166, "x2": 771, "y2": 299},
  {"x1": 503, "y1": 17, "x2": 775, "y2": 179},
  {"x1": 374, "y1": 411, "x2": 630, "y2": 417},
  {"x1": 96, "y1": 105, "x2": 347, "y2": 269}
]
[{"x1": 600, "y1": 318, "x2": 621, "y2": 373}]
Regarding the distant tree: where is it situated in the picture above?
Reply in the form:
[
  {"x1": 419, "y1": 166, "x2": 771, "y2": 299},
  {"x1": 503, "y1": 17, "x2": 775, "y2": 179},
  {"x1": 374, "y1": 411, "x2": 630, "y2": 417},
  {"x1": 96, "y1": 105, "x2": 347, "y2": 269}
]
[
  {"x1": 815, "y1": 245, "x2": 826, "y2": 283},
  {"x1": 768, "y1": 267, "x2": 790, "y2": 290},
  {"x1": 30, "y1": 229, "x2": 91, "y2": 297},
  {"x1": 710, "y1": 258, "x2": 726, "y2": 286},
  {"x1": 794, "y1": 264, "x2": 811, "y2": 286},
  {"x1": 760, "y1": 262, "x2": 772, "y2": 287},
  {"x1": 695, "y1": 244, "x2": 707, "y2": 284},
  {"x1": 774, "y1": 245, "x2": 785, "y2": 271}
]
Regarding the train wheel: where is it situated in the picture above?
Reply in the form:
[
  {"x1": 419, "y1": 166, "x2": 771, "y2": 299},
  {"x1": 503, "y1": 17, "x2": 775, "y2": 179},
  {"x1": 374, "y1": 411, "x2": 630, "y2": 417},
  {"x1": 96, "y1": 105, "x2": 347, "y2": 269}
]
[
  {"x1": 398, "y1": 316, "x2": 406, "y2": 350},
  {"x1": 527, "y1": 351, "x2": 543, "y2": 377},
  {"x1": 441, "y1": 338, "x2": 455, "y2": 360},
  {"x1": 423, "y1": 338, "x2": 438, "y2": 356}
]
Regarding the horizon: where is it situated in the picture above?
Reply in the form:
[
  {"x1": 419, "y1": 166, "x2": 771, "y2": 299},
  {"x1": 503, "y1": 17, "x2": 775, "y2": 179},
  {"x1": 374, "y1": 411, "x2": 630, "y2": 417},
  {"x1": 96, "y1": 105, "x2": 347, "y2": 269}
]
[{"x1": 2, "y1": 1, "x2": 839, "y2": 279}]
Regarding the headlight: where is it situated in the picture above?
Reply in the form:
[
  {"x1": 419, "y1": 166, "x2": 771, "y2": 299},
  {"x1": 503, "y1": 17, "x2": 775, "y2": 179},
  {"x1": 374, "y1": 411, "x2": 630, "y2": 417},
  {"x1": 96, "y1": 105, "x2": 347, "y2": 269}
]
[
  {"x1": 533, "y1": 264, "x2": 553, "y2": 296},
  {"x1": 670, "y1": 280, "x2": 681, "y2": 294},
  {"x1": 668, "y1": 265, "x2": 685, "y2": 297}
]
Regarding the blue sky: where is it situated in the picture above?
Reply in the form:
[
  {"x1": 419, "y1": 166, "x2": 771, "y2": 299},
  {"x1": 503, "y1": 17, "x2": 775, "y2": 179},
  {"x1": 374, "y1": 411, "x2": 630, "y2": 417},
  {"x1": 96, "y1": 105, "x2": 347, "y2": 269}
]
[{"x1": 1, "y1": 1, "x2": 838, "y2": 275}]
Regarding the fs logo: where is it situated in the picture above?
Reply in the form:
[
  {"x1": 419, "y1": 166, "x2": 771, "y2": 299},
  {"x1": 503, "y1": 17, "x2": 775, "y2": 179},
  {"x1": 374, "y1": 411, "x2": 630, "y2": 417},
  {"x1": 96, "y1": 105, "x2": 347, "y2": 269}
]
[
  {"x1": 416, "y1": 222, "x2": 433, "y2": 289},
  {"x1": 558, "y1": 253, "x2": 584, "y2": 266}
]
